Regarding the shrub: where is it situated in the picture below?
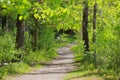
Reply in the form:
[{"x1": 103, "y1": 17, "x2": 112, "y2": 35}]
[
  {"x1": 39, "y1": 27, "x2": 55, "y2": 50},
  {"x1": 23, "y1": 48, "x2": 57, "y2": 65},
  {"x1": 0, "y1": 33, "x2": 16, "y2": 63},
  {"x1": 6, "y1": 62, "x2": 31, "y2": 74},
  {"x1": 71, "y1": 40, "x2": 84, "y2": 62},
  {"x1": 0, "y1": 67, "x2": 7, "y2": 79}
]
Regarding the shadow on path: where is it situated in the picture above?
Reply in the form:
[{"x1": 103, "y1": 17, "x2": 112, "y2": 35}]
[{"x1": 13, "y1": 44, "x2": 76, "y2": 80}]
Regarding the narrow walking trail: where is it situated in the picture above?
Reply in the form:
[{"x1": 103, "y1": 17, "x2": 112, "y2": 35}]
[{"x1": 12, "y1": 44, "x2": 76, "y2": 80}]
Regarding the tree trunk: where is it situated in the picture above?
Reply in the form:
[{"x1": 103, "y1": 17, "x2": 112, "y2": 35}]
[
  {"x1": 32, "y1": 0, "x2": 42, "y2": 51},
  {"x1": 33, "y1": 19, "x2": 39, "y2": 51},
  {"x1": 16, "y1": 15, "x2": 24, "y2": 49},
  {"x1": 93, "y1": 3, "x2": 97, "y2": 43},
  {"x1": 93, "y1": 3, "x2": 97, "y2": 68},
  {"x1": 2, "y1": 15, "x2": 7, "y2": 32},
  {"x1": 82, "y1": 1, "x2": 89, "y2": 51}
]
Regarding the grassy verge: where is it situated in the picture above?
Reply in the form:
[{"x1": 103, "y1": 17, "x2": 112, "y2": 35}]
[
  {"x1": 0, "y1": 33, "x2": 77, "y2": 80},
  {"x1": 64, "y1": 42, "x2": 120, "y2": 80},
  {"x1": 64, "y1": 65, "x2": 103, "y2": 80},
  {"x1": 0, "y1": 62, "x2": 32, "y2": 80},
  {"x1": 2, "y1": 62, "x2": 42, "y2": 80},
  {"x1": 0, "y1": 50, "x2": 57, "y2": 80},
  {"x1": 0, "y1": 36, "x2": 74, "y2": 80},
  {"x1": 65, "y1": 66, "x2": 120, "y2": 80},
  {"x1": 64, "y1": 42, "x2": 104, "y2": 80}
]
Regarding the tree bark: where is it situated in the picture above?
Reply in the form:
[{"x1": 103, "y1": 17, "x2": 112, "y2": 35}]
[
  {"x1": 82, "y1": 1, "x2": 89, "y2": 51},
  {"x1": 93, "y1": 3, "x2": 97, "y2": 43},
  {"x1": 2, "y1": 15, "x2": 7, "y2": 32},
  {"x1": 33, "y1": 19, "x2": 39, "y2": 51},
  {"x1": 93, "y1": 3, "x2": 97, "y2": 68},
  {"x1": 16, "y1": 15, "x2": 24, "y2": 49},
  {"x1": 32, "y1": 0, "x2": 42, "y2": 51}
]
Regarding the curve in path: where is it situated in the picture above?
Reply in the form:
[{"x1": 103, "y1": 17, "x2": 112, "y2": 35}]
[{"x1": 13, "y1": 44, "x2": 76, "y2": 80}]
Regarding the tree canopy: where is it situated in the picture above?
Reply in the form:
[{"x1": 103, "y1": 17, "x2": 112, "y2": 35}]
[{"x1": 0, "y1": 0, "x2": 120, "y2": 79}]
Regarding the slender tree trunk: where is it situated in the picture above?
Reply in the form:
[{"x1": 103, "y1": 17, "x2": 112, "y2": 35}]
[
  {"x1": 93, "y1": 3, "x2": 97, "y2": 68},
  {"x1": 1, "y1": 7, "x2": 7, "y2": 32},
  {"x1": 32, "y1": 0, "x2": 42, "y2": 51},
  {"x1": 82, "y1": 1, "x2": 89, "y2": 51},
  {"x1": 93, "y1": 3, "x2": 97, "y2": 43},
  {"x1": 33, "y1": 19, "x2": 39, "y2": 51},
  {"x1": 16, "y1": 15, "x2": 24, "y2": 49},
  {"x1": 2, "y1": 15, "x2": 7, "y2": 32}
]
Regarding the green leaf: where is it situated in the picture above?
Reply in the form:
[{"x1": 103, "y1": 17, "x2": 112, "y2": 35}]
[
  {"x1": 19, "y1": 16, "x2": 23, "y2": 20},
  {"x1": 34, "y1": 13, "x2": 40, "y2": 19},
  {"x1": 41, "y1": 14, "x2": 46, "y2": 19}
]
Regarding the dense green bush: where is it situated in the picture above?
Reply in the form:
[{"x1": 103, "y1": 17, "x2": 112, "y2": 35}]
[
  {"x1": 91, "y1": 26, "x2": 120, "y2": 77},
  {"x1": 23, "y1": 50, "x2": 46, "y2": 65},
  {"x1": 23, "y1": 48, "x2": 57, "y2": 65},
  {"x1": 71, "y1": 40, "x2": 84, "y2": 62},
  {"x1": 0, "y1": 33, "x2": 16, "y2": 63},
  {"x1": 23, "y1": 27, "x2": 57, "y2": 65},
  {"x1": 0, "y1": 66, "x2": 7, "y2": 79},
  {"x1": 72, "y1": 40, "x2": 95, "y2": 70},
  {"x1": 72, "y1": 26, "x2": 120, "y2": 79},
  {"x1": 39, "y1": 27, "x2": 56, "y2": 50}
]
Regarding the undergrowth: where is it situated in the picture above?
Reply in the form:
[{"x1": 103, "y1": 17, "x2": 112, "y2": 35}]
[
  {"x1": 65, "y1": 39, "x2": 120, "y2": 80},
  {"x1": 0, "y1": 62, "x2": 31, "y2": 80},
  {"x1": 0, "y1": 30, "x2": 74, "y2": 79}
]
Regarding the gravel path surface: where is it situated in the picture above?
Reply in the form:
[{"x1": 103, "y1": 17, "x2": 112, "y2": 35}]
[{"x1": 12, "y1": 44, "x2": 76, "y2": 80}]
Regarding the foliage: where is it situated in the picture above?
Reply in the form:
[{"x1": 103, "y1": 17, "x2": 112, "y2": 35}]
[
  {"x1": 71, "y1": 40, "x2": 84, "y2": 62},
  {"x1": 0, "y1": 33, "x2": 16, "y2": 63},
  {"x1": 6, "y1": 62, "x2": 30, "y2": 74},
  {"x1": 0, "y1": 0, "x2": 120, "y2": 79},
  {"x1": 0, "y1": 62, "x2": 31, "y2": 79},
  {"x1": 91, "y1": 0, "x2": 120, "y2": 78},
  {"x1": 23, "y1": 49, "x2": 57, "y2": 65},
  {"x1": 39, "y1": 27, "x2": 55, "y2": 50},
  {"x1": 70, "y1": 0, "x2": 120, "y2": 79},
  {"x1": 0, "y1": 66, "x2": 7, "y2": 79}
]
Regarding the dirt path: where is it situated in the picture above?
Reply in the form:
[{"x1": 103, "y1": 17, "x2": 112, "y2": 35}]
[{"x1": 11, "y1": 44, "x2": 76, "y2": 80}]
